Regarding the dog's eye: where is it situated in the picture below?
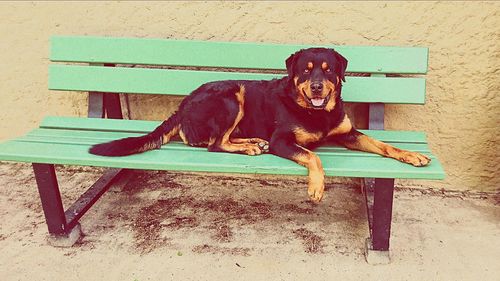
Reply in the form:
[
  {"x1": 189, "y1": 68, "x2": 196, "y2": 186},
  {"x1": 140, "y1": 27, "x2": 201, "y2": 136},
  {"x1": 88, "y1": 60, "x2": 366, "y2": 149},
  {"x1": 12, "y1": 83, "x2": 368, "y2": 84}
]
[{"x1": 325, "y1": 68, "x2": 332, "y2": 73}]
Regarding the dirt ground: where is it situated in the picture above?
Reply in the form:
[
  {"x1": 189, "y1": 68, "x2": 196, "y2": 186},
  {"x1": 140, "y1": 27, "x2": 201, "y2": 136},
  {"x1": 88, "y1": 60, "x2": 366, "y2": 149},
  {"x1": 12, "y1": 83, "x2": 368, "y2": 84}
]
[{"x1": 0, "y1": 162, "x2": 498, "y2": 281}]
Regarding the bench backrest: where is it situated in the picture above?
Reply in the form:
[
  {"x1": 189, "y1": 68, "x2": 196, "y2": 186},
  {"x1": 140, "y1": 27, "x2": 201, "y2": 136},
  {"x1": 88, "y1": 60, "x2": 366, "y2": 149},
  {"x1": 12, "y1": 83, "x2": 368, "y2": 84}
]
[{"x1": 49, "y1": 36, "x2": 428, "y2": 105}]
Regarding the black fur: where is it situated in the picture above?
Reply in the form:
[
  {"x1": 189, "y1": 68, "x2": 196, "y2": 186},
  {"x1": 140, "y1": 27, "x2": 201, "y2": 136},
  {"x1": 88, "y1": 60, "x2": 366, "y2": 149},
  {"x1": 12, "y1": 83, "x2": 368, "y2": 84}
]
[
  {"x1": 89, "y1": 48, "x2": 350, "y2": 159},
  {"x1": 89, "y1": 112, "x2": 180, "y2": 156}
]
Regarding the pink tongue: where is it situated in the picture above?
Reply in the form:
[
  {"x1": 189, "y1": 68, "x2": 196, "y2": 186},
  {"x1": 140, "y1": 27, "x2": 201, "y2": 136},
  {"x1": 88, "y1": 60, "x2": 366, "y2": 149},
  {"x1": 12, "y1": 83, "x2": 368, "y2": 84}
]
[{"x1": 311, "y1": 98, "x2": 325, "y2": 107}]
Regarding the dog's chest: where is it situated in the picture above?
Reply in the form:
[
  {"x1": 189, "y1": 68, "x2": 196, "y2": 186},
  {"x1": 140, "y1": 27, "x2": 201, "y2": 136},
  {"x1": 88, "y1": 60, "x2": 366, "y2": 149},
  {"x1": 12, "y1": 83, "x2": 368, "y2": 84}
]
[{"x1": 293, "y1": 127, "x2": 324, "y2": 146}]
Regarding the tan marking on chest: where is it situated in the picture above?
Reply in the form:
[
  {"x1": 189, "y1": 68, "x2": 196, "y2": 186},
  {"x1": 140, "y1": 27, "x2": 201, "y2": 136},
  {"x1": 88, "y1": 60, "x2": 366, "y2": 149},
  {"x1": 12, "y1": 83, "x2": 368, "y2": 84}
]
[
  {"x1": 327, "y1": 114, "x2": 353, "y2": 137},
  {"x1": 293, "y1": 127, "x2": 323, "y2": 146}
]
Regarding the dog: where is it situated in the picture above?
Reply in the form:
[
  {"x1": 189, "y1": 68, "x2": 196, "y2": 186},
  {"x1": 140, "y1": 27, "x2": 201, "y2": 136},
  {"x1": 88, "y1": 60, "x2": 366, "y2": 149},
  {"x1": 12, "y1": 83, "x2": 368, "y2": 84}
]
[{"x1": 89, "y1": 47, "x2": 431, "y2": 202}]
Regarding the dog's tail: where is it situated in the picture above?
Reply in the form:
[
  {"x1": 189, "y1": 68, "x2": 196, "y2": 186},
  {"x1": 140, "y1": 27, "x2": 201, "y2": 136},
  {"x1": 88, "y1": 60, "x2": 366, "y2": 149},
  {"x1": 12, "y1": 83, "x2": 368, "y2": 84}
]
[{"x1": 89, "y1": 112, "x2": 181, "y2": 156}]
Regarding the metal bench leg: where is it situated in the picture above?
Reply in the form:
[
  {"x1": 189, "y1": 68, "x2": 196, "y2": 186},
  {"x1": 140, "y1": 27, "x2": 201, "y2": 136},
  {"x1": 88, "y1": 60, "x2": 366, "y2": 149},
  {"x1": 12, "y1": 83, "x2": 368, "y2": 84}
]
[
  {"x1": 89, "y1": 92, "x2": 123, "y2": 119},
  {"x1": 363, "y1": 177, "x2": 395, "y2": 264},
  {"x1": 32, "y1": 164, "x2": 125, "y2": 246},
  {"x1": 104, "y1": 93, "x2": 123, "y2": 119},
  {"x1": 88, "y1": 63, "x2": 123, "y2": 120},
  {"x1": 88, "y1": 92, "x2": 105, "y2": 118},
  {"x1": 32, "y1": 163, "x2": 82, "y2": 246}
]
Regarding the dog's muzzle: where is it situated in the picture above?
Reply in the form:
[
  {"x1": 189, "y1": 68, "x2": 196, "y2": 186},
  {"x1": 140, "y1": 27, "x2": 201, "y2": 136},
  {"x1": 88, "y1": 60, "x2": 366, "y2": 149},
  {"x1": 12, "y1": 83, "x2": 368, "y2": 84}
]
[{"x1": 304, "y1": 89, "x2": 331, "y2": 109}]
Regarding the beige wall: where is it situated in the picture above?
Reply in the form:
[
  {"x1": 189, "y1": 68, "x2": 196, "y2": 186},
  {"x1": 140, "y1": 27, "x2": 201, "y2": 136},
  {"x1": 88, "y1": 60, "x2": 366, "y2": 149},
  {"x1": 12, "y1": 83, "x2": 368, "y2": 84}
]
[{"x1": 0, "y1": 1, "x2": 498, "y2": 192}]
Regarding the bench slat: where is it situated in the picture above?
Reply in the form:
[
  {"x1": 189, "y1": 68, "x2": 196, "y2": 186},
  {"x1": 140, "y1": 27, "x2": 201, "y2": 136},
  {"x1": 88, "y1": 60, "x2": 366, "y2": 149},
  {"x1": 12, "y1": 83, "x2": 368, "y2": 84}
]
[
  {"x1": 17, "y1": 134, "x2": 433, "y2": 155},
  {"x1": 49, "y1": 65, "x2": 426, "y2": 104},
  {"x1": 39, "y1": 117, "x2": 428, "y2": 143},
  {"x1": 24, "y1": 128, "x2": 431, "y2": 152},
  {"x1": 51, "y1": 36, "x2": 428, "y2": 74},
  {"x1": 0, "y1": 139, "x2": 444, "y2": 179}
]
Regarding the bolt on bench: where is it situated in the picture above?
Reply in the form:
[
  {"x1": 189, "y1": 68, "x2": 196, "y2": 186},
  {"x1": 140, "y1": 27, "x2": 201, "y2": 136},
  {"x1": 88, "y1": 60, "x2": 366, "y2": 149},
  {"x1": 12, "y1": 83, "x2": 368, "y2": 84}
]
[{"x1": 0, "y1": 36, "x2": 445, "y2": 263}]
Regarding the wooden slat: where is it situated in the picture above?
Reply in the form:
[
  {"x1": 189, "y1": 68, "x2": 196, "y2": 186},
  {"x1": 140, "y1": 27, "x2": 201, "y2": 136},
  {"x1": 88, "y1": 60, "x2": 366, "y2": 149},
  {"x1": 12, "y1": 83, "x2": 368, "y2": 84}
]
[
  {"x1": 51, "y1": 36, "x2": 428, "y2": 74},
  {"x1": 49, "y1": 65, "x2": 426, "y2": 104},
  {"x1": 40, "y1": 116, "x2": 161, "y2": 132},
  {"x1": 18, "y1": 131, "x2": 433, "y2": 155},
  {"x1": 39, "y1": 116, "x2": 428, "y2": 143},
  {"x1": 0, "y1": 140, "x2": 445, "y2": 179}
]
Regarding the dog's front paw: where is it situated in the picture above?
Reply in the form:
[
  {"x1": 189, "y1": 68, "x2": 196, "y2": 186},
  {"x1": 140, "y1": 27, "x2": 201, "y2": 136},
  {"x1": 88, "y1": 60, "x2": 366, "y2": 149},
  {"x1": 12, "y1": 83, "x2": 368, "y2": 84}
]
[
  {"x1": 307, "y1": 182, "x2": 324, "y2": 203},
  {"x1": 257, "y1": 141, "x2": 270, "y2": 153},
  {"x1": 399, "y1": 151, "x2": 431, "y2": 167}
]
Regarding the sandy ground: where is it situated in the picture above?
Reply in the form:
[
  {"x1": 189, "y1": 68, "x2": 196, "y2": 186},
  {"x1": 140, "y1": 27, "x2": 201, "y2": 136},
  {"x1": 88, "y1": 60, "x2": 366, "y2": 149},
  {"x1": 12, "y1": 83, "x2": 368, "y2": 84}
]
[{"x1": 0, "y1": 162, "x2": 498, "y2": 281}]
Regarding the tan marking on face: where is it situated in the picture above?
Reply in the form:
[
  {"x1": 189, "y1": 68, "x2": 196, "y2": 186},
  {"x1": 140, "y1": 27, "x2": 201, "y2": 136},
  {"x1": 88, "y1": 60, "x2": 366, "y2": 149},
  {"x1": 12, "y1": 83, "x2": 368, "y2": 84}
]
[
  {"x1": 323, "y1": 79, "x2": 335, "y2": 95},
  {"x1": 327, "y1": 114, "x2": 353, "y2": 137},
  {"x1": 307, "y1": 61, "x2": 313, "y2": 69},
  {"x1": 296, "y1": 77, "x2": 335, "y2": 110},
  {"x1": 293, "y1": 127, "x2": 323, "y2": 146},
  {"x1": 323, "y1": 79, "x2": 337, "y2": 112},
  {"x1": 295, "y1": 70, "x2": 336, "y2": 110},
  {"x1": 321, "y1": 62, "x2": 328, "y2": 70},
  {"x1": 324, "y1": 76, "x2": 342, "y2": 112},
  {"x1": 294, "y1": 76, "x2": 310, "y2": 109}
]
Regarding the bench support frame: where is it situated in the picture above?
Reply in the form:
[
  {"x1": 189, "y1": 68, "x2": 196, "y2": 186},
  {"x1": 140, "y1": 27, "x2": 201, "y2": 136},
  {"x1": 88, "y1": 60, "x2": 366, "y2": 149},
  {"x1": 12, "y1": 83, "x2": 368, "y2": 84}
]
[
  {"x1": 34, "y1": 70, "x2": 395, "y2": 260},
  {"x1": 32, "y1": 163, "x2": 124, "y2": 245},
  {"x1": 88, "y1": 92, "x2": 123, "y2": 119},
  {"x1": 30, "y1": 100, "x2": 397, "y2": 256},
  {"x1": 31, "y1": 63, "x2": 127, "y2": 246},
  {"x1": 36, "y1": 82, "x2": 121, "y2": 243},
  {"x1": 363, "y1": 177, "x2": 394, "y2": 264},
  {"x1": 88, "y1": 64, "x2": 123, "y2": 119},
  {"x1": 363, "y1": 101, "x2": 395, "y2": 264}
]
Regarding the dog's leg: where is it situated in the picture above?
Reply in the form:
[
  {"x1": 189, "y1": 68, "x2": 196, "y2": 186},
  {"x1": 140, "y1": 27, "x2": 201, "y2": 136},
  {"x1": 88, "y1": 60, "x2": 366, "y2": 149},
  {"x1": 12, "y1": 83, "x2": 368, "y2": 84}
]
[
  {"x1": 270, "y1": 134, "x2": 325, "y2": 202},
  {"x1": 207, "y1": 86, "x2": 267, "y2": 156},
  {"x1": 230, "y1": 138, "x2": 270, "y2": 153},
  {"x1": 336, "y1": 129, "x2": 431, "y2": 166}
]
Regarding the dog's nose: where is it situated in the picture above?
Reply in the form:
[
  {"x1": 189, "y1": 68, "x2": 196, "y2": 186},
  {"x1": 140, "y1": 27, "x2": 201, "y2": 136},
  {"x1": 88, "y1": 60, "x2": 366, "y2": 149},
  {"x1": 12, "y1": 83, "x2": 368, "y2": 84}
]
[{"x1": 311, "y1": 82, "x2": 323, "y2": 94}]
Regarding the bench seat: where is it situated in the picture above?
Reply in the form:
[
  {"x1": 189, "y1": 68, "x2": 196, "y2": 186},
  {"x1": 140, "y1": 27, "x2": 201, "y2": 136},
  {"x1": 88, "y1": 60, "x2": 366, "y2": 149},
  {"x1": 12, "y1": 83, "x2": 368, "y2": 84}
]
[{"x1": 0, "y1": 116, "x2": 445, "y2": 180}]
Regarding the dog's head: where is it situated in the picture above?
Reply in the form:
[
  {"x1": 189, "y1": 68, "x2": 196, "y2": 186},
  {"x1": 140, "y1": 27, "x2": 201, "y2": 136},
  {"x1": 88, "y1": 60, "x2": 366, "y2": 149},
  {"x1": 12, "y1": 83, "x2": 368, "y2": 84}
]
[{"x1": 285, "y1": 48, "x2": 347, "y2": 111}]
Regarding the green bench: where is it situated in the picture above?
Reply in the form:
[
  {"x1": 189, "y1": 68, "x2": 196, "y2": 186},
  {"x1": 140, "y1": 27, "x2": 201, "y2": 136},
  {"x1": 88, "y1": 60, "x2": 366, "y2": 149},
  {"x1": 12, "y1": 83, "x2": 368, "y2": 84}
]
[{"x1": 0, "y1": 36, "x2": 445, "y2": 262}]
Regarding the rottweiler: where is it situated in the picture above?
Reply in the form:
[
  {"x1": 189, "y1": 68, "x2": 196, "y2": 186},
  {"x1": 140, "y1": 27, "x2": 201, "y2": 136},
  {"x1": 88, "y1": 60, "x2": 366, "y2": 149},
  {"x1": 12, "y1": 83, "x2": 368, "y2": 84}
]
[{"x1": 89, "y1": 47, "x2": 431, "y2": 202}]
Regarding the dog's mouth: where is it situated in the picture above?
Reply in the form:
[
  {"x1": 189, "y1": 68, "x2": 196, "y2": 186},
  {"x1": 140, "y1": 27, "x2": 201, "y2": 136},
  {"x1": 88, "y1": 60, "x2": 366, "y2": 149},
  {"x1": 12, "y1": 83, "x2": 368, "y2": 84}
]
[{"x1": 303, "y1": 89, "x2": 331, "y2": 109}]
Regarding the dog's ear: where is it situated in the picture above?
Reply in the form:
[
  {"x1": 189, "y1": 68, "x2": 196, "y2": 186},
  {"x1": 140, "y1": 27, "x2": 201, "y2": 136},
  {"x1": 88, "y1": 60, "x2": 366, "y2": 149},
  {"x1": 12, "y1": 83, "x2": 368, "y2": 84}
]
[
  {"x1": 332, "y1": 49, "x2": 348, "y2": 82},
  {"x1": 286, "y1": 49, "x2": 305, "y2": 77},
  {"x1": 285, "y1": 52, "x2": 297, "y2": 77}
]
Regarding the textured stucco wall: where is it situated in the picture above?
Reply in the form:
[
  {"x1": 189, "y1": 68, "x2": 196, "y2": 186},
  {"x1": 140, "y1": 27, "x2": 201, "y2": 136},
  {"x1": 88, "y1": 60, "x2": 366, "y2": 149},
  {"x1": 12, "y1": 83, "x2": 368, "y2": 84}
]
[{"x1": 0, "y1": 1, "x2": 498, "y2": 192}]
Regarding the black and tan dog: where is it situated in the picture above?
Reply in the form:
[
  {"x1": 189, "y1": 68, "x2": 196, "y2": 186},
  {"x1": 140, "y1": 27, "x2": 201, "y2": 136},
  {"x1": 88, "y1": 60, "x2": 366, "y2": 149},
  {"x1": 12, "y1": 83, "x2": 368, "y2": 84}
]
[{"x1": 89, "y1": 48, "x2": 430, "y2": 202}]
